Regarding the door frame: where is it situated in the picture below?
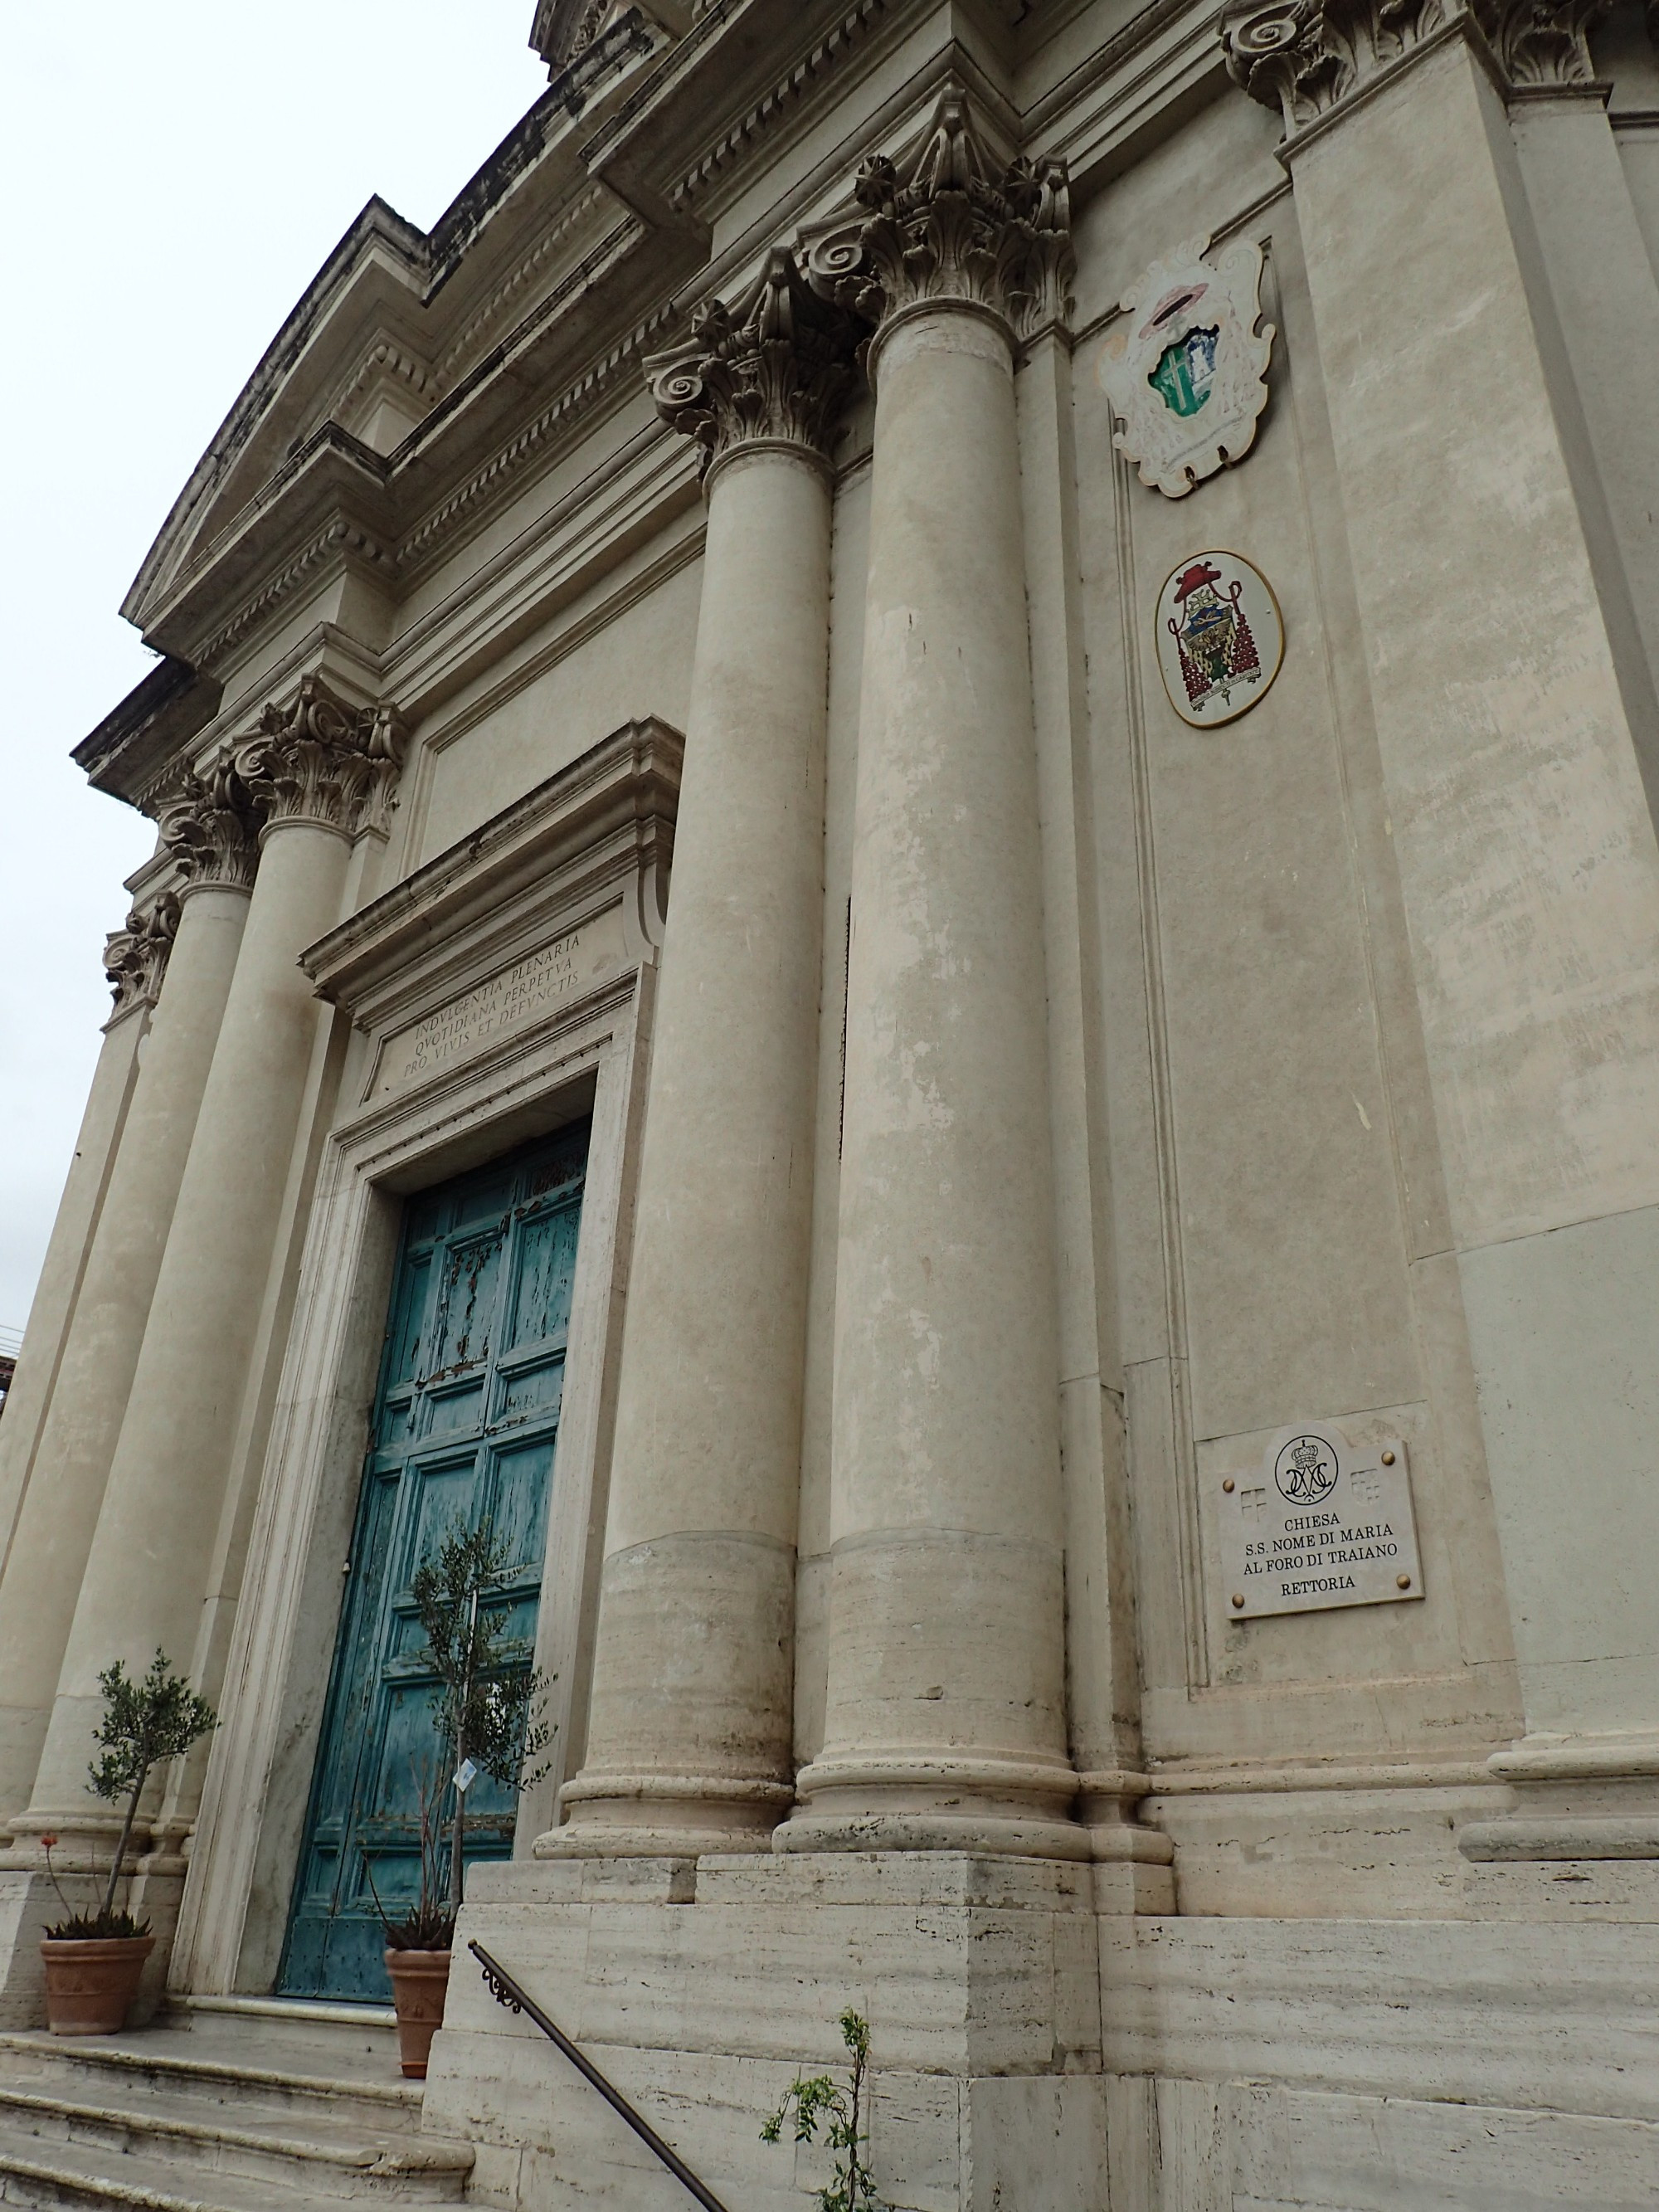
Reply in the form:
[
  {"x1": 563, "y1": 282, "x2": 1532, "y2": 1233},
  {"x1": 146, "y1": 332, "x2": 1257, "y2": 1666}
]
[{"x1": 170, "y1": 724, "x2": 678, "y2": 1997}]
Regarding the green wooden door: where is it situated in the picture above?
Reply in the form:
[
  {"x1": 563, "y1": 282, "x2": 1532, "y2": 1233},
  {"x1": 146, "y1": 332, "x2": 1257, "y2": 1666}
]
[{"x1": 279, "y1": 1121, "x2": 591, "y2": 2001}]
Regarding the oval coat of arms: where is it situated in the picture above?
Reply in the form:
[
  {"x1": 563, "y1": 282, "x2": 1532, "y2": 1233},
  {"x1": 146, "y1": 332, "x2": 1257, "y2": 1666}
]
[{"x1": 1155, "y1": 549, "x2": 1283, "y2": 728}]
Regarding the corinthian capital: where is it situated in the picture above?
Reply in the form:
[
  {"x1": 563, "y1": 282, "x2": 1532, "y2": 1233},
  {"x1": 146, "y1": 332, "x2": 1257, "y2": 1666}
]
[
  {"x1": 104, "y1": 890, "x2": 180, "y2": 1017},
  {"x1": 1224, "y1": 0, "x2": 1346, "y2": 126},
  {"x1": 157, "y1": 763, "x2": 262, "y2": 893},
  {"x1": 801, "y1": 87, "x2": 1075, "y2": 344},
  {"x1": 231, "y1": 677, "x2": 406, "y2": 840},
  {"x1": 645, "y1": 247, "x2": 863, "y2": 477},
  {"x1": 1225, "y1": 0, "x2": 1601, "y2": 122},
  {"x1": 1467, "y1": 0, "x2": 1608, "y2": 82}
]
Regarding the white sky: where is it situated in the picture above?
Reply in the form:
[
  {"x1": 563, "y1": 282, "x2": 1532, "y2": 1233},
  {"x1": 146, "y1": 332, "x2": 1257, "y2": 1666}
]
[{"x1": 1, "y1": 3, "x2": 549, "y2": 1333}]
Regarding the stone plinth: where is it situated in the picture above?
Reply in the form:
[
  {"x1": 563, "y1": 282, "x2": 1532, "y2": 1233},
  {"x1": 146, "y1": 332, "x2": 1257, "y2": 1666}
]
[{"x1": 425, "y1": 1852, "x2": 1107, "y2": 2210}]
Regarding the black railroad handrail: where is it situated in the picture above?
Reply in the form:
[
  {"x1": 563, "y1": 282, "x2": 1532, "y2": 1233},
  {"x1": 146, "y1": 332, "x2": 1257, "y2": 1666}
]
[{"x1": 467, "y1": 1939, "x2": 735, "y2": 2212}]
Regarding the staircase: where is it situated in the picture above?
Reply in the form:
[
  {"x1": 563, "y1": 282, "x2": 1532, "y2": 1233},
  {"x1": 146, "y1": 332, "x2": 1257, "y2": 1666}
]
[{"x1": 0, "y1": 1997, "x2": 474, "y2": 2209}]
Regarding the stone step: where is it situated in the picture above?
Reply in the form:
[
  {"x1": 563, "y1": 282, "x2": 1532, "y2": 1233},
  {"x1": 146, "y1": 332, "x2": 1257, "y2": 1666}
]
[
  {"x1": 0, "y1": 2122, "x2": 333, "y2": 2210},
  {"x1": 0, "y1": 2087, "x2": 471, "y2": 2202},
  {"x1": 0, "y1": 2034, "x2": 420, "y2": 2136}
]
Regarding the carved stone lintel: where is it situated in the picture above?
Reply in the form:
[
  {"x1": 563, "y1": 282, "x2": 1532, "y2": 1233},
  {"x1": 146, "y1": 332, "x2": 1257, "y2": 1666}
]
[
  {"x1": 645, "y1": 247, "x2": 863, "y2": 477},
  {"x1": 231, "y1": 677, "x2": 406, "y2": 840},
  {"x1": 104, "y1": 891, "x2": 181, "y2": 1017},
  {"x1": 801, "y1": 85, "x2": 1075, "y2": 348},
  {"x1": 157, "y1": 764, "x2": 262, "y2": 894},
  {"x1": 1224, "y1": 0, "x2": 1606, "y2": 128}
]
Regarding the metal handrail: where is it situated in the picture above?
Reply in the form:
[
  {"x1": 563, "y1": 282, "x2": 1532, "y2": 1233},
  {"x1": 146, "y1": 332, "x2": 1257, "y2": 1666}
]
[{"x1": 468, "y1": 1939, "x2": 735, "y2": 2212}]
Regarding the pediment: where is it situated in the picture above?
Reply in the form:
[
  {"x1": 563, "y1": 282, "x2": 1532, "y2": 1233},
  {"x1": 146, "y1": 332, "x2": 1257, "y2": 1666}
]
[{"x1": 122, "y1": 200, "x2": 431, "y2": 636}]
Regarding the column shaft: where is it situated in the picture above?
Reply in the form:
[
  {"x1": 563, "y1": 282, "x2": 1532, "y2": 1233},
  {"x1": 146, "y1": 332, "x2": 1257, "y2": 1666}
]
[
  {"x1": 0, "y1": 1006, "x2": 145, "y2": 1574},
  {"x1": 782, "y1": 98, "x2": 1083, "y2": 1856},
  {"x1": 787, "y1": 302, "x2": 1078, "y2": 1854},
  {"x1": 15, "y1": 683, "x2": 399, "y2": 1848},
  {"x1": 0, "y1": 881, "x2": 250, "y2": 1835},
  {"x1": 554, "y1": 473, "x2": 836, "y2": 1852}
]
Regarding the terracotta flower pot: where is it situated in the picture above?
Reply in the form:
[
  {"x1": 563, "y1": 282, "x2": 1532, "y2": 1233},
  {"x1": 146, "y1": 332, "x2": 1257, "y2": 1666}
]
[
  {"x1": 39, "y1": 1936, "x2": 154, "y2": 2035},
  {"x1": 385, "y1": 1947, "x2": 451, "y2": 2078}
]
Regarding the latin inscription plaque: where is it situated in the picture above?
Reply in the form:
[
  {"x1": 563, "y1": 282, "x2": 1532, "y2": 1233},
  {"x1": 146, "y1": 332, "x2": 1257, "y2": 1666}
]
[
  {"x1": 1217, "y1": 1421, "x2": 1423, "y2": 1619},
  {"x1": 373, "y1": 906, "x2": 625, "y2": 1097}
]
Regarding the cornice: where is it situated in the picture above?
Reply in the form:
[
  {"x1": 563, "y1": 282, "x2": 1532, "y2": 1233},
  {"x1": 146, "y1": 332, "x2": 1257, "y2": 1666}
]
[
  {"x1": 192, "y1": 516, "x2": 395, "y2": 672},
  {"x1": 396, "y1": 298, "x2": 682, "y2": 581},
  {"x1": 664, "y1": 0, "x2": 898, "y2": 215},
  {"x1": 74, "y1": 655, "x2": 222, "y2": 810},
  {"x1": 318, "y1": 339, "x2": 438, "y2": 442},
  {"x1": 432, "y1": 186, "x2": 609, "y2": 388},
  {"x1": 121, "y1": 200, "x2": 428, "y2": 631},
  {"x1": 303, "y1": 715, "x2": 684, "y2": 1022}
]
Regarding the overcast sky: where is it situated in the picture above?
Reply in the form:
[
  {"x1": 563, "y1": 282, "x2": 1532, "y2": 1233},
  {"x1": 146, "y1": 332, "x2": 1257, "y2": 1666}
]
[{"x1": 0, "y1": 5, "x2": 549, "y2": 1335}]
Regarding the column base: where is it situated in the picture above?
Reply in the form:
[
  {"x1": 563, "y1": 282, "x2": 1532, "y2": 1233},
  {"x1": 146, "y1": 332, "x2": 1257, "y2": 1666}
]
[
  {"x1": 781, "y1": 1747, "x2": 1094, "y2": 1860},
  {"x1": 540, "y1": 1771, "x2": 794, "y2": 1859},
  {"x1": 425, "y1": 1849, "x2": 1107, "y2": 2212},
  {"x1": 1458, "y1": 1733, "x2": 1659, "y2": 1862}
]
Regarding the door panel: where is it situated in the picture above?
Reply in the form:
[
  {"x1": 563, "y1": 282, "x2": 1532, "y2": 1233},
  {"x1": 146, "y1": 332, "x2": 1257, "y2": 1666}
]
[{"x1": 279, "y1": 1120, "x2": 591, "y2": 2001}]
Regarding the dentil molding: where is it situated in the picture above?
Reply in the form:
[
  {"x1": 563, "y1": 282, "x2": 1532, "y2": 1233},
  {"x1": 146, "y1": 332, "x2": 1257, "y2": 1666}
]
[
  {"x1": 801, "y1": 83, "x2": 1076, "y2": 350},
  {"x1": 645, "y1": 246, "x2": 863, "y2": 477},
  {"x1": 230, "y1": 676, "x2": 406, "y2": 841},
  {"x1": 1224, "y1": 0, "x2": 1608, "y2": 133}
]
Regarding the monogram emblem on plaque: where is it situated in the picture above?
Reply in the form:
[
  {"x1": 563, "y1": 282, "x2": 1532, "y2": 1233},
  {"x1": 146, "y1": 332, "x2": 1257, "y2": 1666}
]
[
  {"x1": 1155, "y1": 550, "x2": 1284, "y2": 727},
  {"x1": 1099, "y1": 236, "x2": 1273, "y2": 498},
  {"x1": 1273, "y1": 1433, "x2": 1339, "y2": 1505}
]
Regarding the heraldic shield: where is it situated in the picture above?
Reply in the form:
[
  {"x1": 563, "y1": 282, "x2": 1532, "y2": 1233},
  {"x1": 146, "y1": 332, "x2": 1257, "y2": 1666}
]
[{"x1": 1154, "y1": 550, "x2": 1284, "y2": 728}]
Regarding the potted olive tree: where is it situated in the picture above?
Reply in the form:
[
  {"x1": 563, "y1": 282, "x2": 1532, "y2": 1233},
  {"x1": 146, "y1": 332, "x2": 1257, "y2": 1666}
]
[
  {"x1": 372, "y1": 1522, "x2": 548, "y2": 2078},
  {"x1": 38, "y1": 1652, "x2": 216, "y2": 2034}
]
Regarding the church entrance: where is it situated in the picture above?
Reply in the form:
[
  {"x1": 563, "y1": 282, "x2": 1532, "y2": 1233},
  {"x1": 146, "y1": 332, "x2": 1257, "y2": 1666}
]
[{"x1": 278, "y1": 1120, "x2": 591, "y2": 2001}]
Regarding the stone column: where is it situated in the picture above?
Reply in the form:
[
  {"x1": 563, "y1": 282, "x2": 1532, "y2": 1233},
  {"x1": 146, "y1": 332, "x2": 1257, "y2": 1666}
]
[
  {"x1": 0, "y1": 913, "x2": 159, "y2": 1574},
  {"x1": 1500, "y1": 4, "x2": 1659, "y2": 738},
  {"x1": 0, "y1": 782, "x2": 257, "y2": 1839},
  {"x1": 547, "y1": 252, "x2": 860, "y2": 1857},
  {"x1": 779, "y1": 95, "x2": 1087, "y2": 1859},
  {"x1": 1227, "y1": 0, "x2": 1659, "y2": 1859},
  {"x1": 14, "y1": 682, "x2": 401, "y2": 1851}
]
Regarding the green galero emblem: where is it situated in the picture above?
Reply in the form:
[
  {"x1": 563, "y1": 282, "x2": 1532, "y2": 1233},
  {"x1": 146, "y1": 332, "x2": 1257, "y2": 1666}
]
[
  {"x1": 1099, "y1": 236, "x2": 1274, "y2": 499},
  {"x1": 1148, "y1": 326, "x2": 1219, "y2": 418}
]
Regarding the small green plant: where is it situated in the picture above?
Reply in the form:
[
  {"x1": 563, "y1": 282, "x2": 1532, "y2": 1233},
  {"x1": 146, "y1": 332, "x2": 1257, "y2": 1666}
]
[
  {"x1": 41, "y1": 1651, "x2": 216, "y2": 1940},
  {"x1": 761, "y1": 2009, "x2": 888, "y2": 2212},
  {"x1": 368, "y1": 1520, "x2": 551, "y2": 1951}
]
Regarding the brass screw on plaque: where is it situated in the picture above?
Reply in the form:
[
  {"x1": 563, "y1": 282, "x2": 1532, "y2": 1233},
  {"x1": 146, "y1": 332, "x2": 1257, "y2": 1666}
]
[
  {"x1": 1223, "y1": 1478, "x2": 1235, "y2": 1493},
  {"x1": 1231, "y1": 1594, "x2": 1245, "y2": 1609},
  {"x1": 1397, "y1": 1573, "x2": 1412, "y2": 1590},
  {"x1": 1381, "y1": 1449, "x2": 1396, "y2": 1465}
]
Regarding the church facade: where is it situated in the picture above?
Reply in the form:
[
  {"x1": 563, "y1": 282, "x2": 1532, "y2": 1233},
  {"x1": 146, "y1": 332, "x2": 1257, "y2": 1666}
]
[{"x1": 3, "y1": 0, "x2": 1659, "y2": 2201}]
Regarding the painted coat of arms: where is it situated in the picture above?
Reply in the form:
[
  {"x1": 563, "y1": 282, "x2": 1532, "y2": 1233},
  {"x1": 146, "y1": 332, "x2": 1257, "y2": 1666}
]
[
  {"x1": 1099, "y1": 236, "x2": 1273, "y2": 498},
  {"x1": 1155, "y1": 551, "x2": 1283, "y2": 728}
]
